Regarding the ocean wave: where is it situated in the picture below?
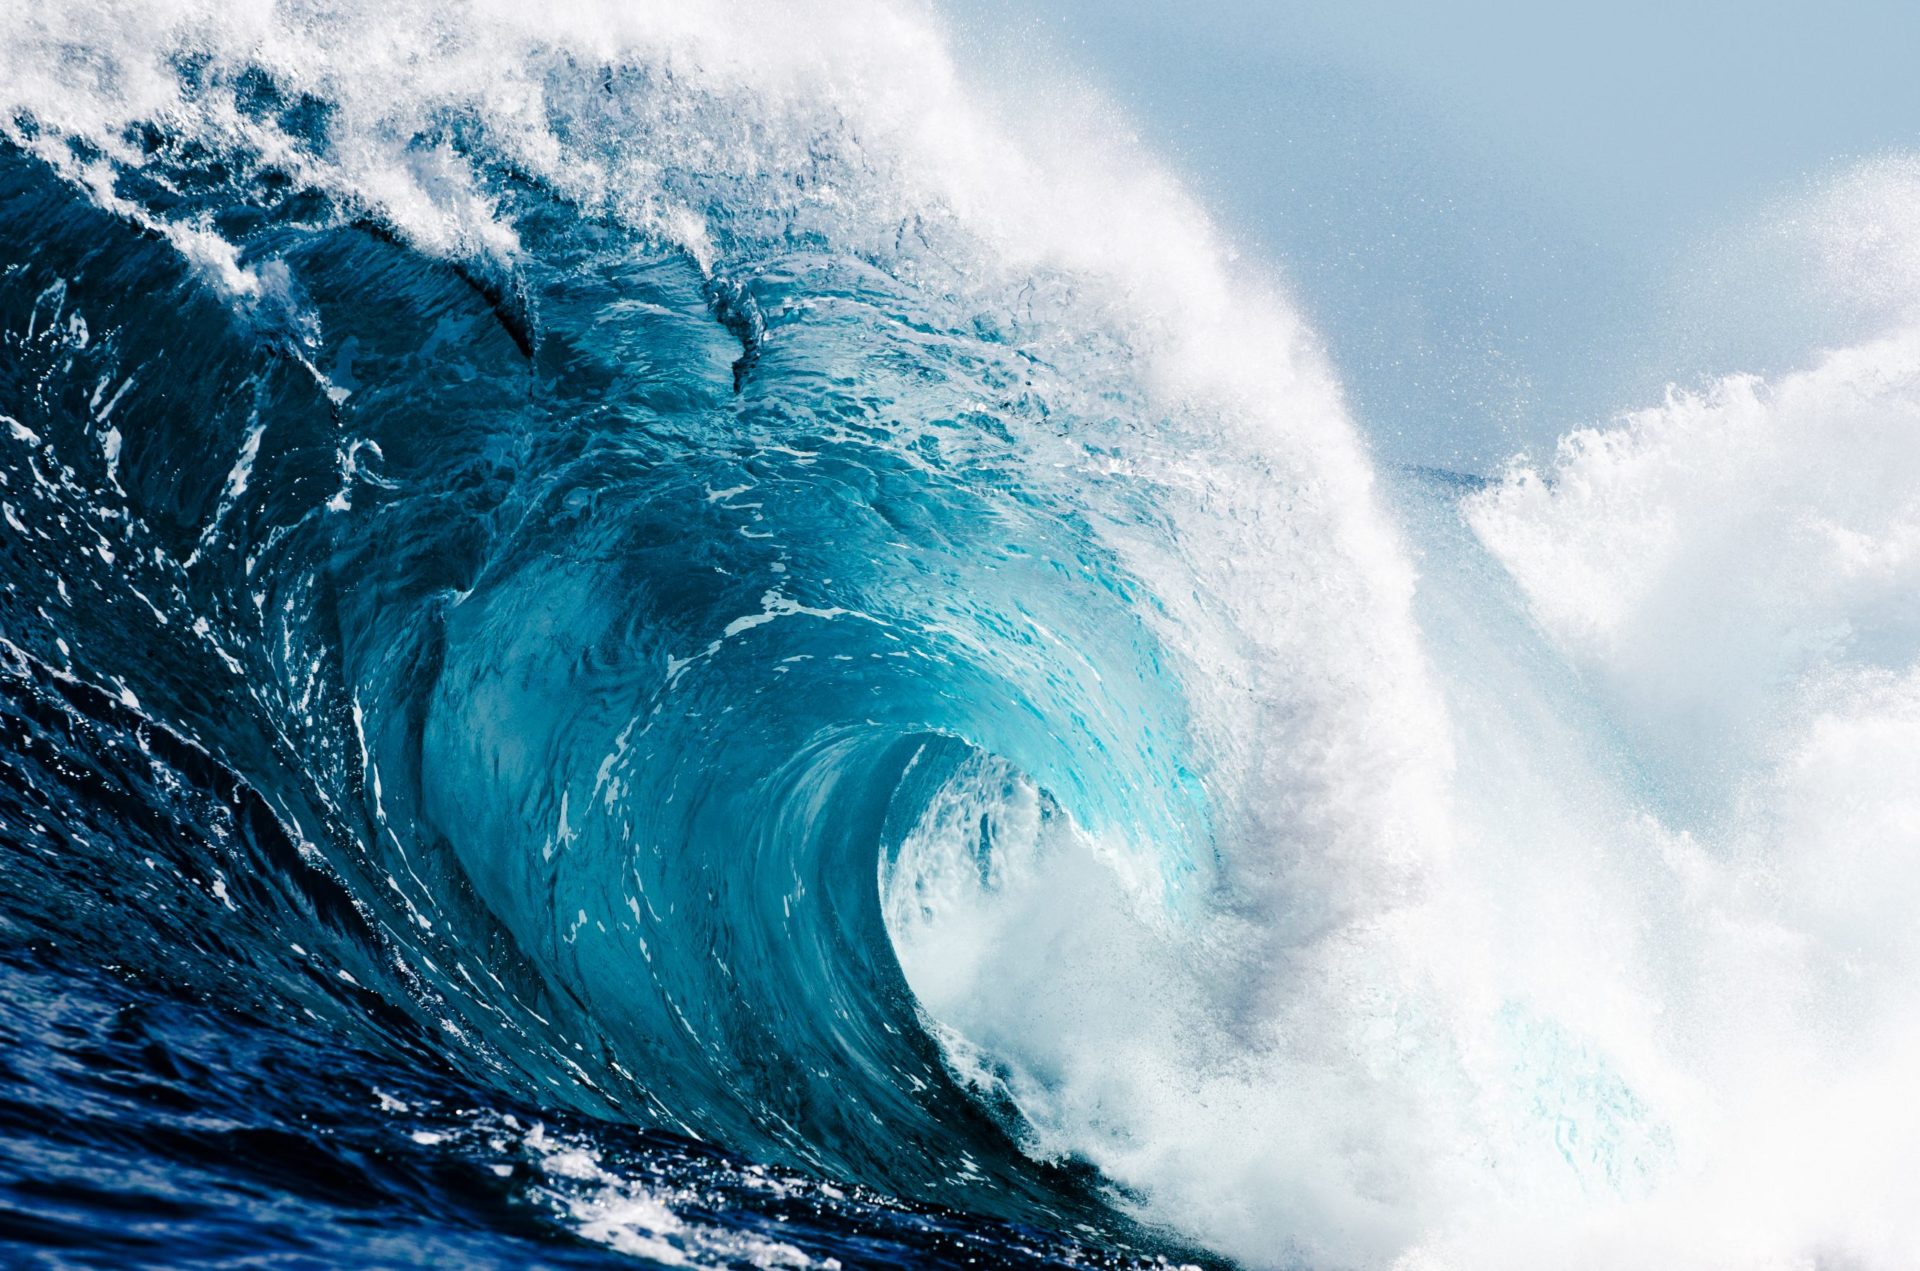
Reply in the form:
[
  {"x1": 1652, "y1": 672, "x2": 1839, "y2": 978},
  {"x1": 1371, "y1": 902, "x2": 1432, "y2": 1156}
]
[{"x1": 2, "y1": 2, "x2": 1918, "y2": 1268}]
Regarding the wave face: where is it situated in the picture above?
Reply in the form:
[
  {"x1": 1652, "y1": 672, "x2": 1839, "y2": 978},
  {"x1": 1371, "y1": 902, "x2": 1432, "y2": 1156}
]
[{"x1": 2, "y1": 2, "x2": 1919, "y2": 1268}]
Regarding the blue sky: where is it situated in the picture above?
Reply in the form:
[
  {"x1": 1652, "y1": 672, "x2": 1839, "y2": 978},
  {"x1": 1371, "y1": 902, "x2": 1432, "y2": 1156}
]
[{"x1": 957, "y1": 0, "x2": 1920, "y2": 469}]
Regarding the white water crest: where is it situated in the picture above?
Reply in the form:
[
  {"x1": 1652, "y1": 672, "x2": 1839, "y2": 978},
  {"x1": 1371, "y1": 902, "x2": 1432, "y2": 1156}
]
[
  {"x1": 8, "y1": 1, "x2": 1920, "y2": 1268},
  {"x1": 892, "y1": 183, "x2": 1920, "y2": 1264}
]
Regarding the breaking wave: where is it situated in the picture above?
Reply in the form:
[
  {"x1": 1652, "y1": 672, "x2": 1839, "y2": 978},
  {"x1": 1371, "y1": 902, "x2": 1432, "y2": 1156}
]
[{"x1": 2, "y1": 3, "x2": 1918, "y2": 1268}]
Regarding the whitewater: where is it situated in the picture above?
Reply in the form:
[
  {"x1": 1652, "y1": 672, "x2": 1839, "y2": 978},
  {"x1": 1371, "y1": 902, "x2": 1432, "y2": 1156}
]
[{"x1": 0, "y1": 1, "x2": 1917, "y2": 1268}]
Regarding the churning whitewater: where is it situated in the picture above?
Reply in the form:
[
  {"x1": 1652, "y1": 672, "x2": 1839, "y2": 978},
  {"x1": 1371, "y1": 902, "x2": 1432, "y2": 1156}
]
[{"x1": 1, "y1": 1, "x2": 1918, "y2": 1267}]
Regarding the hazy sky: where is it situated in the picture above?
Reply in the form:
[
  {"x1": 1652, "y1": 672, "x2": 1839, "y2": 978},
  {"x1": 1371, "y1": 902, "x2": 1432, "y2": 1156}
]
[{"x1": 954, "y1": 0, "x2": 1920, "y2": 469}]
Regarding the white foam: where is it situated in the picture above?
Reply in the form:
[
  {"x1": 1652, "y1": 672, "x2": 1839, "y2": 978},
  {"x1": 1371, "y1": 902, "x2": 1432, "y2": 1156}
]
[
  {"x1": 1441, "y1": 182, "x2": 1920, "y2": 1268},
  {"x1": 875, "y1": 116, "x2": 1920, "y2": 1271}
]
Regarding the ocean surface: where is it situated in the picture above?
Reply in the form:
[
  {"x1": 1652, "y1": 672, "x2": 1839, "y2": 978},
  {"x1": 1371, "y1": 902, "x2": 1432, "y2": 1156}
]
[{"x1": 3, "y1": 3, "x2": 1920, "y2": 1268}]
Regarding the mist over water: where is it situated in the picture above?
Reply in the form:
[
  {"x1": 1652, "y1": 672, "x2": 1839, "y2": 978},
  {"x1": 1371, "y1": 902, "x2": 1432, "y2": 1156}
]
[{"x1": 1, "y1": 2, "x2": 1917, "y2": 1268}]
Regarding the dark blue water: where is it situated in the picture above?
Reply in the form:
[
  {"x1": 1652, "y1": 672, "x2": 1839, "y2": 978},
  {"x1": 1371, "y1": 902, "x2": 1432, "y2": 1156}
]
[{"x1": 0, "y1": 72, "x2": 1209, "y2": 1271}]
